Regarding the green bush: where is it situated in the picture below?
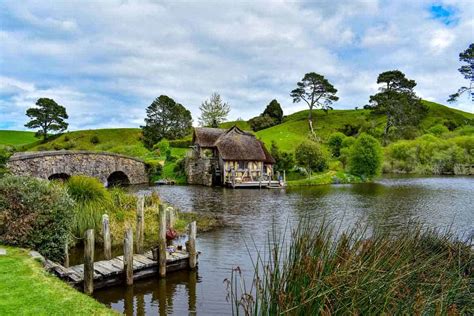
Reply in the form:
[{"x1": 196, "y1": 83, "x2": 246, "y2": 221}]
[
  {"x1": 271, "y1": 141, "x2": 294, "y2": 172},
  {"x1": 327, "y1": 132, "x2": 346, "y2": 157},
  {"x1": 249, "y1": 115, "x2": 277, "y2": 132},
  {"x1": 0, "y1": 176, "x2": 74, "y2": 261},
  {"x1": 145, "y1": 159, "x2": 163, "y2": 182},
  {"x1": 0, "y1": 146, "x2": 14, "y2": 177},
  {"x1": 173, "y1": 158, "x2": 186, "y2": 177},
  {"x1": 153, "y1": 139, "x2": 170, "y2": 156},
  {"x1": 349, "y1": 133, "x2": 382, "y2": 178},
  {"x1": 295, "y1": 140, "x2": 329, "y2": 174},
  {"x1": 90, "y1": 135, "x2": 100, "y2": 144},
  {"x1": 169, "y1": 138, "x2": 192, "y2": 148},
  {"x1": 428, "y1": 124, "x2": 449, "y2": 136}
]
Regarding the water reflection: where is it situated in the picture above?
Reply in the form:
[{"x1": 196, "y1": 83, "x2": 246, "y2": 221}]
[{"x1": 97, "y1": 176, "x2": 473, "y2": 315}]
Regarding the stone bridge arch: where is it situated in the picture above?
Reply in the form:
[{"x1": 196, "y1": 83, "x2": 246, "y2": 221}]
[{"x1": 7, "y1": 151, "x2": 148, "y2": 186}]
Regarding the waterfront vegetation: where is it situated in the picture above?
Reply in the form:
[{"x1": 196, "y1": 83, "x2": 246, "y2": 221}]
[
  {"x1": 0, "y1": 245, "x2": 115, "y2": 315},
  {"x1": 227, "y1": 220, "x2": 473, "y2": 315}
]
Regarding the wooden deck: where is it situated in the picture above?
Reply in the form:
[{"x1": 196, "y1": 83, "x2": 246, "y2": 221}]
[
  {"x1": 227, "y1": 180, "x2": 285, "y2": 188},
  {"x1": 45, "y1": 249, "x2": 194, "y2": 290}
]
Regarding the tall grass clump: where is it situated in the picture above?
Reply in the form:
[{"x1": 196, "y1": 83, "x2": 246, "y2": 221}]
[
  {"x1": 65, "y1": 175, "x2": 112, "y2": 238},
  {"x1": 227, "y1": 220, "x2": 473, "y2": 315}
]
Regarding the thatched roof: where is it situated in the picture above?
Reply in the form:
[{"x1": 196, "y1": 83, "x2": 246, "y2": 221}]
[
  {"x1": 193, "y1": 127, "x2": 226, "y2": 148},
  {"x1": 193, "y1": 126, "x2": 275, "y2": 163}
]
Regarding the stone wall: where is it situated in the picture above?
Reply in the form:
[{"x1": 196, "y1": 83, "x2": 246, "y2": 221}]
[
  {"x1": 185, "y1": 151, "x2": 217, "y2": 186},
  {"x1": 7, "y1": 151, "x2": 148, "y2": 185}
]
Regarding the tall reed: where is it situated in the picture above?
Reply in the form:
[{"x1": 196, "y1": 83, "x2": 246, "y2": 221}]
[{"x1": 227, "y1": 220, "x2": 473, "y2": 315}]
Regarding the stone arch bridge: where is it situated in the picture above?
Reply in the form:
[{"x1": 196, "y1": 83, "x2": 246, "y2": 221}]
[{"x1": 7, "y1": 151, "x2": 148, "y2": 186}]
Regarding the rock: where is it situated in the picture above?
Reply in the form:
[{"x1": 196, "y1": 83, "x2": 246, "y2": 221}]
[
  {"x1": 29, "y1": 250, "x2": 45, "y2": 263},
  {"x1": 0, "y1": 248, "x2": 6, "y2": 255}
]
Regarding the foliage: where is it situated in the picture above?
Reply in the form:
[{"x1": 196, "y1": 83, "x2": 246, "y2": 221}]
[
  {"x1": 0, "y1": 176, "x2": 74, "y2": 261},
  {"x1": 168, "y1": 137, "x2": 192, "y2": 148},
  {"x1": 270, "y1": 141, "x2": 294, "y2": 172},
  {"x1": 249, "y1": 115, "x2": 277, "y2": 132},
  {"x1": 0, "y1": 246, "x2": 115, "y2": 315},
  {"x1": 198, "y1": 92, "x2": 231, "y2": 127},
  {"x1": 290, "y1": 72, "x2": 339, "y2": 133},
  {"x1": 145, "y1": 159, "x2": 163, "y2": 182},
  {"x1": 153, "y1": 139, "x2": 170, "y2": 156},
  {"x1": 0, "y1": 146, "x2": 14, "y2": 177},
  {"x1": 349, "y1": 133, "x2": 382, "y2": 178},
  {"x1": 90, "y1": 135, "x2": 100, "y2": 144},
  {"x1": 227, "y1": 220, "x2": 472, "y2": 315},
  {"x1": 295, "y1": 140, "x2": 329, "y2": 174},
  {"x1": 173, "y1": 158, "x2": 186, "y2": 178},
  {"x1": 428, "y1": 124, "x2": 449, "y2": 136},
  {"x1": 24, "y1": 98, "x2": 69, "y2": 141},
  {"x1": 366, "y1": 70, "x2": 428, "y2": 142},
  {"x1": 141, "y1": 95, "x2": 193, "y2": 149},
  {"x1": 262, "y1": 99, "x2": 284, "y2": 123},
  {"x1": 384, "y1": 135, "x2": 473, "y2": 174},
  {"x1": 327, "y1": 132, "x2": 346, "y2": 157},
  {"x1": 287, "y1": 170, "x2": 363, "y2": 187},
  {"x1": 448, "y1": 43, "x2": 473, "y2": 102}
]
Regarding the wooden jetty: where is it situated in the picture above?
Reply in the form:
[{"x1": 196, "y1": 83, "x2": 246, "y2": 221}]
[{"x1": 45, "y1": 249, "x2": 195, "y2": 290}]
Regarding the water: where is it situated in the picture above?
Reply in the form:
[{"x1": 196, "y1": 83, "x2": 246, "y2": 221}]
[{"x1": 93, "y1": 176, "x2": 474, "y2": 315}]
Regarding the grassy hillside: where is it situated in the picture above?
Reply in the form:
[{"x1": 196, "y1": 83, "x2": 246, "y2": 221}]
[{"x1": 0, "y1": 130, "x2": 38, "y2": 147}]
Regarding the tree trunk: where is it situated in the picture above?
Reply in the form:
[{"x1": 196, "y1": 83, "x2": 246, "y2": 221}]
[{"x1": 308, "y1": 107, "x2": 314, "y2": 134}]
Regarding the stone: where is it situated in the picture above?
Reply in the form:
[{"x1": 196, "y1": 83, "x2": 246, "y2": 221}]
[
  {"x1": 0, "y1": 248, "x2": 6, "y2": 255},
  {"x1": 7, "y1": 151, "x2": 148, "y2": 185}
]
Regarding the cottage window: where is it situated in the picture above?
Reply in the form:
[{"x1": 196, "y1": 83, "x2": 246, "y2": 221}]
[{"x1": 238, "y1": 161, "x2": 247, "y2": 170}]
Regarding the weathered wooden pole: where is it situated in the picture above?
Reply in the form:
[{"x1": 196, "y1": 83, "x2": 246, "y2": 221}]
[
  {"x1": 158, "y1": 204, "x2": 167, "y2": 277},
  {"x1": 64, "y1": 239, "x2": 69, "y2": 268},
  {"x1": 84, "y1": 229, "x2": 94, "y2": 294},
  {"x1": 136, "y1": 195, "x2": 145, "y2": 254},
  {"x1": 283, "y1": 170, "x2": 286, "y2": 183},
  {"x1": 188, "y1": 221, "x2": 197, "y2": 270},
  {"x1": 102, "y1": 214, "x2": 112, "y2": 260},
  {"x1": 166, "y1": 206, "x2": 175, "y2": 229},
  {"x1": 124, "y1": 227, "x2": 134, "y2": 285}
]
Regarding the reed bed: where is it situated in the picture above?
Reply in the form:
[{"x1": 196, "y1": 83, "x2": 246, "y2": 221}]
[{"x1": 226, "y1": 220, "x2": 473, "y2": 315}]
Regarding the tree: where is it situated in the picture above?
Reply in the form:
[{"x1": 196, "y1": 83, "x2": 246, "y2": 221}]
[
  {"x1": 290, "y1": 72, "x2": 338, "y2": 133},
  {"x1": 24, "y1": 98, "x2": 68, "y2": 141},
  {"x1": 348, "y1": 133, "x2": 382, "y2": 178},
  {"x1": 198, "y1": 92, "x2": 230, "y2": 127},
  {"x1": 249, "y1": 115, "x2": 276, "y2": 132},
  {"x1": 327, "y1": 132, "x2": 346, "y2": 158},
  {"x1": 366, "y1": 70, "x2": 427, "y2": 143},
  {"x1": 270, "y1": 141, "x2": 294, "y2": 172},
  {"x1": 448, "y1": 43, "x2": 474, "y2": 102},
  {"x1": 141, "y1": 95, "x2": 192, "y2": 149},
  {"x1": 262, "y1": 99, "x2": 284, "y2": 123},
  {"x1": 295, "y1": 140, "x2": 328, "y2": 176}
]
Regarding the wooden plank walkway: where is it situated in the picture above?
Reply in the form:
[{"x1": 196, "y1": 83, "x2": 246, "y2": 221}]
[{"x1": 45, "y1": 250, "x2": 192, "y2": 290}]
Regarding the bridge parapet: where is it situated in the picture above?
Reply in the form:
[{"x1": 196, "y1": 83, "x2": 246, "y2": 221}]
[{"x1": 7, "y1": 151, "x2": 148, "y2": 186}]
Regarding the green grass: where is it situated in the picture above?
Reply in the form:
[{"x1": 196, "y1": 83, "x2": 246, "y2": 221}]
[
  {"x1": 220, "y1": 120, "x2": 252, "y2": 131},
  {"x1": 0, "y1": 245, "x2": 115, "y2": 315},
  {"x1": 286, "y1": 170, "x2": 364, "y2": 187},
  {"x1": 227, "y1": 220, "x2": 473, "y2": 315},
  {"x1": 0, "y1": 130, "x2": 38, "y2": 147}
]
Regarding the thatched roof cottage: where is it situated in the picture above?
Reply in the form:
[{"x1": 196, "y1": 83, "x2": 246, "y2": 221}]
[{"x1": 186, "y1": 126, "x2": 277, "y2": 187}]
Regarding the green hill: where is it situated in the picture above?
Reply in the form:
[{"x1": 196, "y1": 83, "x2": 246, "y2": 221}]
[{"x1": 0, "y1": 130, "x2": 38, "y2": 147}]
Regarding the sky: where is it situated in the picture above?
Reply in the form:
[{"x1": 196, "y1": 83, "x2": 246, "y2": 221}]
[{"x1": 0, "y1": 0, "x2": 473, "y2": 131}]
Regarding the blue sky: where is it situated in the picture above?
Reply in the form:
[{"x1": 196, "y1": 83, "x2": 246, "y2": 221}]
[{"x1": 0, "y1": 0, "x2": 473, "y2": 131}]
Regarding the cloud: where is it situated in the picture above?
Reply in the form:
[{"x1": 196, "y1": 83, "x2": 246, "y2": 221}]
[{"x1": 0, "y1": 0, "x2": 472, "y2": 131}]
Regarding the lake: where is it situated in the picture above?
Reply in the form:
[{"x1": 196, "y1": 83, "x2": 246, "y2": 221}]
[{"x1": 93, "y1": 176, "x2": 474, "y2": 315}]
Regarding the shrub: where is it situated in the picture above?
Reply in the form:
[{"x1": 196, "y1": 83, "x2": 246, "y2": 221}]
[
  {"x1": 270, "y1": 141, "x2": 294, "y2": 172},
  {"x1": 145, "y1": 159, "x2": 163, "y2": 182},
  {"x1": 173, "y1": 158, "x2": 186, "y2": 177},
  {"x1": 0, "y1": 176, "x2": 74, "y2": 261},
  {"x1": 0, "y1": 146, "x2": 14, "y2": 177},
  {"x1": 349, "y1": 133, "x2": 382, "y2": 178},
  {"x1": 249, "y1": 115, "x2": 277, "y2": 132},
  {"x1": 90, "y1": 135, "x2": 100, "y2": 144},
  {"x1": 339, "y1": 123, "x2": 360, "y2": 136},
  {"x1": 428, "y1": 124, "x2": 449, "y2": 136},
  {"x1": 295, "y1": 140, "x2": 329, "y2": 174},
  {"x1": 153, "y1": 139, "x2": 170, "y2": 156},
  {"x1": 169, "y1": 138, "x2": 192, "y2": 148},
  {"x1": 327, "y1": 132, "x2": 346, "y2": 157}
]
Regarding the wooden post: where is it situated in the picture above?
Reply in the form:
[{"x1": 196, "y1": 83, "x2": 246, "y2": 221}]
[
  {"x1": 158, "y1": 204, "x2": 167, "y2": 277},
  {"x1": 64, "y1": 239, "x2": 69, "y2": 268},
  {"x1": 166, "y1": 206, "x2": 175, "y2": 229},
  {"x1": 188, "y1": 221, "x2": 197, "y2": 270},
  {"x1": 84, "y1": 229, "x2": 94, "y2": 294},
  {"x1": 124, "y1": 227, "x2": 134, "y2": 285},
  {"x1": 136, "y1": 195, "x2": 145, "y2": 254},
  {"x1": 102, "y1": 214, "x2": 112, "y2": 260},
  {"x1": 283, "y1": 170, "x2": 286, "y2": 183}
]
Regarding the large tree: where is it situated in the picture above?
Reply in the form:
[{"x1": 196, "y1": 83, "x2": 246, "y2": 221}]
[
  {"x1": 141, "y1": 95, "x2": 192, "y2": 149},
  {"x1": 262, "y1": 99, "x2": 284, "y2": 123},
  {"x1": 198, "y1": 92, "x2": 230, "y2": 127},
  {"x1": 24, "y1": 98, "x2": 68, "y2": 141},
  {"x1": 366, "y1": 70, "x2": 427, "y2": 143},
  {"x1": 290, "y1": 72, "x2": 338, "y2": 134},
  {"x1": 448, "y1": 43, "x2": 473, "y2": 102}
]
